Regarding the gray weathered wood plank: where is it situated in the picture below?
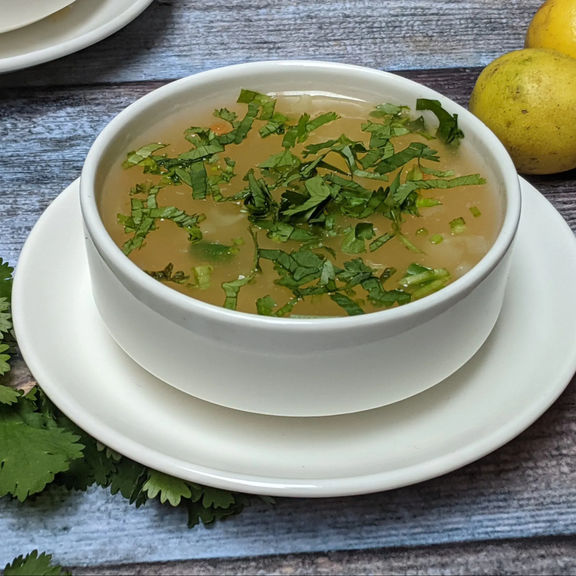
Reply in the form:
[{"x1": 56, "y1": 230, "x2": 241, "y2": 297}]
[
  {"x1": 1, "y1": 381, "x2": 575, "y2": 567},
  {"x1": 1, "y1": 69, "x2": 576, "y2": 569},
  {"x1": 0, "y1": 0, "x2": 543, "y2": 88},
  {"x1": 68, "y1": 537, "x2": 576, "y2": 576},
  {"x1": 2, "y1": 0, "x2": 576, "y2": 570},
  {"x1": 3, "y1": 67, "x2": 575, "y2": 264}
]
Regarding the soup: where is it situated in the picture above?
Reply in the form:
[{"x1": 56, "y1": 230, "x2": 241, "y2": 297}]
[{"x1": 99, "y1": 90, "x2": 501, "y2": 317}]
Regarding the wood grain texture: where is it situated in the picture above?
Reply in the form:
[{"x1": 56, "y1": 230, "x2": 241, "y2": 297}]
[
  {"x1": 67, "y1": 537, "x2": 576, "y2": 575},
  {"x1": 1, "y1": 372, "x2": 575, "y2": 567},
  {"x1": 0, "y1": 0, "x2": 543, "y2": 88},
  {"x1": 2, "y1": 68, "x2": 575, "y2": 264},
  {"x1": 1, "y1": 66, "x2": 576, "y2": 569},
  {"x1": 1, "y1": 0, "x2": 576, "y2": 572}
]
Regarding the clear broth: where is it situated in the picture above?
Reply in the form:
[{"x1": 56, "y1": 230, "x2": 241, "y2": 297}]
[{"x1": 100, "y1": 92, "x2": 502, "y2": 317}]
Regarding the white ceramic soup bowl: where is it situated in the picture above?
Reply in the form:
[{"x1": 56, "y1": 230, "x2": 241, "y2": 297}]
[{"x1": 80, "y1": 60, "x2": 521, "y2": 417}]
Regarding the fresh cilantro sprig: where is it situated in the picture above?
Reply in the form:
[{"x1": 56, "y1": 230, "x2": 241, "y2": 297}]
[
  {"x1": 0, "y1": 384, "x2": 256, "y2": 527},
  {"x1": 0, "y1": 258, "x2": 262, "y2": 529}
]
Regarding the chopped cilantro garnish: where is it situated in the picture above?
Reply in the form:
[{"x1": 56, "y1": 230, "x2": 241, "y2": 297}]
[
  {"x1": 192, "y1": 265, "x2": 213, "y2": 290},
  {"x1": 117, "y1": 91, "x2": 488, "y2": 316},
  {"x1": 190, "y1": 241, "x2": 238, "y2": 263},
  {"x1": 118, "y1": 183, "x2": 204, "y2": 255},
  {"x1": 147, "y1": 263, "x2": 189, "y2": 284},
  {"x1": 400, "y1": 263, "x2": 451, "y2": 299},
  {"x1": 416, "y1": 98, "x2": 464, "y2": 145}
]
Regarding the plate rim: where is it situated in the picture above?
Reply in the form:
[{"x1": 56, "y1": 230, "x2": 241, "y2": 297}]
[
  {"x1": 11, "y1": 178, "x2": 576, "y2": 497},
  {"x1": 0, "y1": 0, "x2": 154, "y2": 73}
]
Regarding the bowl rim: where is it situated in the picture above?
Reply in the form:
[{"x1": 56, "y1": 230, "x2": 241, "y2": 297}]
[{"x1": 80, "y1": 59, "x2": 521, "y2": 334}]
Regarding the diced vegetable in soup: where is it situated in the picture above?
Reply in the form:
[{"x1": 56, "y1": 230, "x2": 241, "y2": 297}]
[{"x1": 99, "y1": 90, "x2": 502, "y2": 317}]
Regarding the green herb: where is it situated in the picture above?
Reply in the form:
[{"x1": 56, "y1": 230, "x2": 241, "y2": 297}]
[
  {"x1": 118, "y1": 91, "x2": 487, "y2": 315},
  {"x1": 118, "y1": 183, "x2": 204, "y2": 255},
  {"x1": 147, "y1": 263, "x2": 189, "y2": 284},
  {"x1": 416, "y1": 98, "x2": 464, "y2": 145},
  {"x1": 0, "y1": 259, "x2": 265, "y2": 531},
  {"x1": 123, "y1": 142, "x2": 168, "y2": 168},
  {"x1": 469, "y1": 205, "x2": 482, "y2": 217},
  {"x1": 0, "y1": 388, "x2": 84, "y2": 502},
  {"x1": 189, "y1": 241, "x2": 239, "y2": 263},
  {"x1": 450, "y1": 216, "x2": 467, "y2": 234},
  {"x1": 222, "y1": 275, "x2": 253, "y2": 310},
  {"x1": 369, "y1": 232, "x2": 394, "y2": 252},
  {"x1": 0, "y1": 261, "x2": 15, "y2": 377},
  {"x1": 329, "y1": 292, "x2": 364, "y2": 315},
  {"x1": 3, "y1": 550, "x2": 69, "y2": 576},
  {"x1": 400, "y1": 263, "x2": 451, "y2": 299},
  {"x1": 256, "y1": 295, "x2": 277, "y2": 316},
  {"x1": 191, "y1": 265, "x2": 213, "y2": 290}
]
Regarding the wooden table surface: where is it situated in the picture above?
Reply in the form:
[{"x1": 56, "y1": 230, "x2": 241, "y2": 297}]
[{"x1": 1, "y1": 1, "x2": 576, "y2": 573}]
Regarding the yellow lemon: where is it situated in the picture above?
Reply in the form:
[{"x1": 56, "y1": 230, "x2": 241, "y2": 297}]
[
  {"x1": 469, "y1": 48, "x2": 576, "y2": 174},
  {"x1": 526, "y1": 0, "x2": 576, "y2": 59}
]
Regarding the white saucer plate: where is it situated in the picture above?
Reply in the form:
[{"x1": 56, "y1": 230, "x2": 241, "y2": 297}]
[
  {"x1": 0, "y1": 0, "x2": 153, "y2": 73},
  {"x1": 0, "y1": 0, "x2": 76, "y2": 34},
  {"x1": 12, "y1": 178, "x2": 576, "y2": 498}
]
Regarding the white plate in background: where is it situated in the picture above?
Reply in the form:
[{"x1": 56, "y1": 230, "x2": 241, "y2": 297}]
[
  {"x1": 0, "y1": 0, "x2": 76, "y2": 34},
  {"x1": 0, "y1": 0, "x2": 153, "y2": 73}
]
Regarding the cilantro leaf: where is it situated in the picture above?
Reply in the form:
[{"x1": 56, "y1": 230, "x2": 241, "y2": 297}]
[
  {"x1": 282, "y1": 111, "x2": 339, "y2": 148},
  {"x1": 0, "y1": 382, "x2": 20, "y2": 405},
  {"x1": 107, "y1": 458, "x2": 148, "y2": 507},
  {"x1": 201, "y1": 485, "x2": 238, "y2": 508},
  {"x1": 122, "y1": 143, "x2": 168, "y2": 168},
  {"x1": 0, "y1": 298, "x2": 12, "y2": 335},
  {"x1": 4, "y1": 550, "x2": 69, "y2": 576},
  {"x1": 0, "y1": 258, "x2": 13, "y2": 301},
  {"x1": 190, "y1": 241, "x2": 237, "y2": 263},
  {"x1": 280, "y1": 175, "x2": 334, "y2": 219},
  {"x1": 416, "y1": 99, "x2": 464, "y2": 145},
  {"x1": 0, "y1": 411, "x2": 84, "y2": 501},
  {"x1": 0, "y1": 343, "x2": 11, "y2": 377},
  {"x1": 259, "y1": 248, "x2": 325, "y2": 288},
  {"x1": 361, "y1": 277, "x2": 410, "y2": 308},
  {"x1": 256, "y1": 295, "x2": 277, "y2": 316},
  {"x1": 143, "y1": 469, "x2": 192, "y2": 506},
  {"x1": 185, "y1": 487, "x2": 250, "y2": 528},
  {"x1": 336, "y1": 258, "x2": 375, "y2": 287},
  {"x1": 329, "y1": 292, "x2": 364, "y2": 315},
  {"x1": 369, "y1": 232, "x2": 394, "y2": 252},
  {"x1": 222, "y1": 275, "x2": 253, "y2": 310},
  {"x1": 256, "y1": 220, "x2": 317, "y2": 243},
  {"x1": 236, "y1": 89, "x2": 277, "y2": 120},
  {"x1": 243, "y1": 170, "x2": 276, "y2": 219},
  {"x1": 55, "y1": 428, "x2": 118, "y2": 492},
  {"x1": 341, "y1": 223, "x2": 375, "y2": 255},
  {"x1": 374, "y1": 142, "x2": 438, "y2": 174}
]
